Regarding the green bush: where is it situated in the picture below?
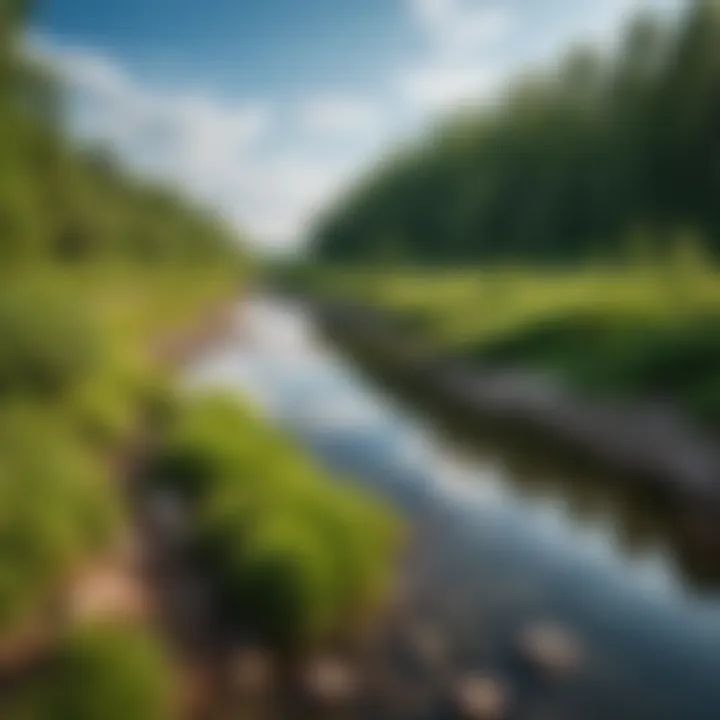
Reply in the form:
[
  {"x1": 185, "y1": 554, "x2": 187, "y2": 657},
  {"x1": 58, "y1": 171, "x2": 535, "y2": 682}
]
[
  {"x1": 0, "y1": 287, "x2": 100, "y2": 400},
  {"x1": 153, "y1": 394, "x2": 400, "y2": 650},
  {"x1": 0, "y1": 408, "x2": 119, "y2": 635},
  {"x1": 150, "y1": 394, "x2": 270, "y2": 500},
  {"x1": 225, "y1": 516, "x2": 338, "y2": 648},
  {"x1": 42, "y1": 623, "x2": 172, "y2": 720},
  {"x1": 68, "y1": 372, "x2": 137, "y2": 451},
  {"x1": 466, "y1": 306, "x2": 720, "y2": 426}
]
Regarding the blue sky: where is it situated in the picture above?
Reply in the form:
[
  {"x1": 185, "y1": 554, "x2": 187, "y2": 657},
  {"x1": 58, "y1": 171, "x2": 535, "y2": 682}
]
[
  {"x1": 31, "y1": 0, "x2": 680, "y2": 252},
  {"x1": 36, "y1": 0, "x2": 417, "y2": 98}
]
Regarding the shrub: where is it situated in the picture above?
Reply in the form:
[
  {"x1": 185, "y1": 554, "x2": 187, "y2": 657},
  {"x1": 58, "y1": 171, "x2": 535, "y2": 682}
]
[
  {"x1": 150, "y1": 394, "x2": 271, "y2": 500},
  {"x1": 224, "y1": 516, "x2": 338, "y2": 648},
  {"x1": 42, "y1": 623, "x2": 172, "y2": 720},
  {"x1": 0, "y1": 408, "x2": 119, "y2": 635},
  {"x1": 0, "y1": 287, "x2": 100, "y2": 400},
  {"x1": 152, "y1": 394, "x2": 400, "y2": 651},
  {"x1": 468, "y1": 307, "x2": 720, "y2": 426}
]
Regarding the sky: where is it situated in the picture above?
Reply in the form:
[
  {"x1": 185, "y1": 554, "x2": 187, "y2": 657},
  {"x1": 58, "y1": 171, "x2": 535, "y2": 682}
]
[{"x1": 30, "y1": 0, "x2": 681, "y2": 253}]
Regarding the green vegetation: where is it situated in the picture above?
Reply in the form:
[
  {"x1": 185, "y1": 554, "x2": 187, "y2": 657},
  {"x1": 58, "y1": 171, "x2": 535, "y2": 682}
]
[
  {"x1": 6, "y1": 623, "x2": 173, "y2": 720},
  {"x1": 153, "y1": 395, "x2": 400, "y2": 651},
  {"x1": 313, "y1": 1, "x2": 720, "y2": 265},
  {"x1": 0, "y1": 286, "x2": 98, "y2": 400},
  {"x1": 0, "y1": 9, "x2": 399, "y2": 715},
  {"x1": 303, "y1": 264, "x2": 720, "y2": 426},
  {"x1": 48, "y1": 624, "x2": 173, "y2": 720},
  {"x1": 0, "y1": 268, "x2": 237, "y2": 650},
  {"x1": 304, "y1": 1, "x2": 720, "y2": 429},
  {"x1": 0, "y1": 1, "x2": 241, "y2": 713},
  {"x1": 0, "y1": 407, "x2": 119, "y2": 634}
]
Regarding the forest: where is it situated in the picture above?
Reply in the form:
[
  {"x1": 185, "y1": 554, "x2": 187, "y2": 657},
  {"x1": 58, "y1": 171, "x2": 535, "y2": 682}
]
[
  {"x1": 312, "y1": 1, "x2": 720, "y2": 265},
  {"x1": 292, "y1": 1, "x2": 720, "y2": 430}
]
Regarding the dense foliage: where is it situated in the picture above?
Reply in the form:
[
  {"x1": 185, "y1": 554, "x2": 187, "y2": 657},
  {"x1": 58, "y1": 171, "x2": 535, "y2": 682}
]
[
  {"x1": 47, "y1": 624, "x2": 173, "y2": 720},
  {"x1": 0, "y1": 408, "x2": 119, "y2": 633},
  {"x1": 0, "y1": 286, "x2": 100, "y2": 400},
  {"x1": 6, "y1": 623, "x2": 173, "y2": 720},
  {"x1": 153, "y1": 395, "x2": 400, "y2": 650},
  {"x1": 313, "y1": 1, "x2": 720, "y2": 265}
]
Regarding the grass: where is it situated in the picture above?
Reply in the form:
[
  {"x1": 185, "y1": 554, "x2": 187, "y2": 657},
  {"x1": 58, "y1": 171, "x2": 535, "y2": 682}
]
[
  {"x1": 152, "y1": 393, "x2": 401, "y2": 651},
  {"x1": 0, "y1": 262, "x2": 242, "y2": 720},
  {"x1": 299, "y1": 261, "x2": 720, "y2": 426},
  {"x1": 0, "y1": 264, "x2": 238, "y2": 667}
]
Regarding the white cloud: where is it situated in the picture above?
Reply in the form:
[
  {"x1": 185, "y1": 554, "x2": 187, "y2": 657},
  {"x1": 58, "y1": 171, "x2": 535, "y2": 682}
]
[
  {"x1": 224, "y1": 154, "x2": 366, "y2": 252},
  {"x1": 399, "y1": 1, "x2": 513, "y2": 111},
  {"x1": 45, "y1": 45, "x2": 131, "y2": 97},
  {"x1": 26, "y1": 36, "x2": 387, "y2": 253},
  {"x1": 165, "y1": 97, "x2": 268, "y2": 181},
  {"x1": 397, "y1": 62, "x2": 501, "y2": 110},
  {"x1": 29, "y1": 37, "x2": 320, "y2": 249},
  {"x1": 298, "y1": 96, "x2": 383, "y2": 135},
  {"x1": 408, "y1": 0, "x2": 514, "y2": 58},
  {"x1": 61, "y1": 50, "x2": 268, "y2": 185}
]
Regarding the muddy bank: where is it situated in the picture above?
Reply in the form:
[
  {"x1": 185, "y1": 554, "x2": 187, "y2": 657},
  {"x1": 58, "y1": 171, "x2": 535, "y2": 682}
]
[{"x1": 314, "y1": 301, "x2": 720, "y2": 520}]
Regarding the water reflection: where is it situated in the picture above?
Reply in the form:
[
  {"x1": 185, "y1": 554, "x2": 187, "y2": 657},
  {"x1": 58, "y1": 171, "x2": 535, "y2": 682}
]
[{"x1": 344, "y1": 337, "x2": 720, "y2": 595}]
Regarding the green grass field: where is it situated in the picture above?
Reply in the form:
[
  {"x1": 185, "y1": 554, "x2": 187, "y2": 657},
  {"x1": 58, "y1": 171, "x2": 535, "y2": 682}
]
[{"x1": 301, "y1": 262, "x2": 720, "y2": 426}]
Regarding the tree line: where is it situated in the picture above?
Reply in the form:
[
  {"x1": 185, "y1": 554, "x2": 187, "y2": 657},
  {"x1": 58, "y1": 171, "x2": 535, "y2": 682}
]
[
  {"x1": 312, "y1": 1, "x2": 720, "y2": 265},
  {"x1": 0, "y1": 0, "x2": 238, "y2": 268}
]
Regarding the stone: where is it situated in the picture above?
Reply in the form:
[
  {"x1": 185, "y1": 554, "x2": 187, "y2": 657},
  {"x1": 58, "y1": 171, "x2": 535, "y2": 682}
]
[
  {"x1": 304, "y1": 657, "x2": 359, "y2": 706},
  {"x1": 67, "y1": 565, "x2": 148, "y2": 622},
  {"x1": 518, "y1": 622, "x2": 584, "y2": 678},
  {"x1": 405, "y1": 622, "x2": 447, "y2": 668},
  {"x1": 453, "y1": 675, "x2": 509, "y2": 720},
  {"x1": 232, "y1": 648, "x2": 273, "y2": 695}
]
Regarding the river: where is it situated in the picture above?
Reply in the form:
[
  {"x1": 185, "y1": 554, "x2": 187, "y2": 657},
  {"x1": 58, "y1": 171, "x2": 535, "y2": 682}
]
[{"x1": 191, "y1": 297, "x2": 720, "y2": 720}]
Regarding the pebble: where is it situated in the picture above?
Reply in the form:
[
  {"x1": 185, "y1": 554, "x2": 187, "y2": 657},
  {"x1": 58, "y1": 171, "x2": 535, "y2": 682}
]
[
  {"x1": 304, "y1": 657, "x2": 359, "y2": 706},
  {"x1": 453, "y1": 675, "x2": 509, "y2": 720},
  {"x1": 232, "y1": 648, "x2": 273, "y2": 695},
  {"x1": 518, "y1": 622, "x2": 584, "y2": 678},
  {"x1": 405, "y1": 622, "x2": 447, "y2": 668}
]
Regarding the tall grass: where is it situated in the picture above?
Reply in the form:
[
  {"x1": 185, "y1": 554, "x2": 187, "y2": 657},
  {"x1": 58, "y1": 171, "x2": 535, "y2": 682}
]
[{"x1": 152, "y1": 394, "x2": 401, "y2": 652}]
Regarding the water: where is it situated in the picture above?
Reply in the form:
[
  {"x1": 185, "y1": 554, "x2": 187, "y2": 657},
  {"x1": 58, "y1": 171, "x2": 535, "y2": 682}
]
[{"x1": 191, "y1": 298, "x2": 720, "y2": 719}]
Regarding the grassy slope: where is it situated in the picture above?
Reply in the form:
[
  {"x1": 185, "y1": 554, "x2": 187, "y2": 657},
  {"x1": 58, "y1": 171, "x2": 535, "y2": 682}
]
[{"x1": 0, "y1": 267, "x2": 238, "y2": 588}]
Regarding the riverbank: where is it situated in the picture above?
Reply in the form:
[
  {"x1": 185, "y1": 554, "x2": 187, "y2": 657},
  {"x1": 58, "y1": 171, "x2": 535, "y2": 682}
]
[
  {"x1": 130, "y1": 298, "x2": 410, "y2": 719},
  {"x1": 0, "y1": 286, "x2": 407, "y2": 719},
  {"x1": 313, "y1": 298, "x2": 720, "y2": 527},
  {"x1": 0, "y1": 270, "x2": 242, "y2": 717},
  {"x1": 287, "y1": 265, "x2": 720, "y2": 422},
  {"x1": 188, "y1": 296, "x2": 720, "y2": 720}
]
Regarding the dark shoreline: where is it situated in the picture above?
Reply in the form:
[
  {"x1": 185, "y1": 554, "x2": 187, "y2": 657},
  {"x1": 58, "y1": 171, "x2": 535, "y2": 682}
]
[{"x1": 312, "y1": 300, "x2": 720, "y2": 525}]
